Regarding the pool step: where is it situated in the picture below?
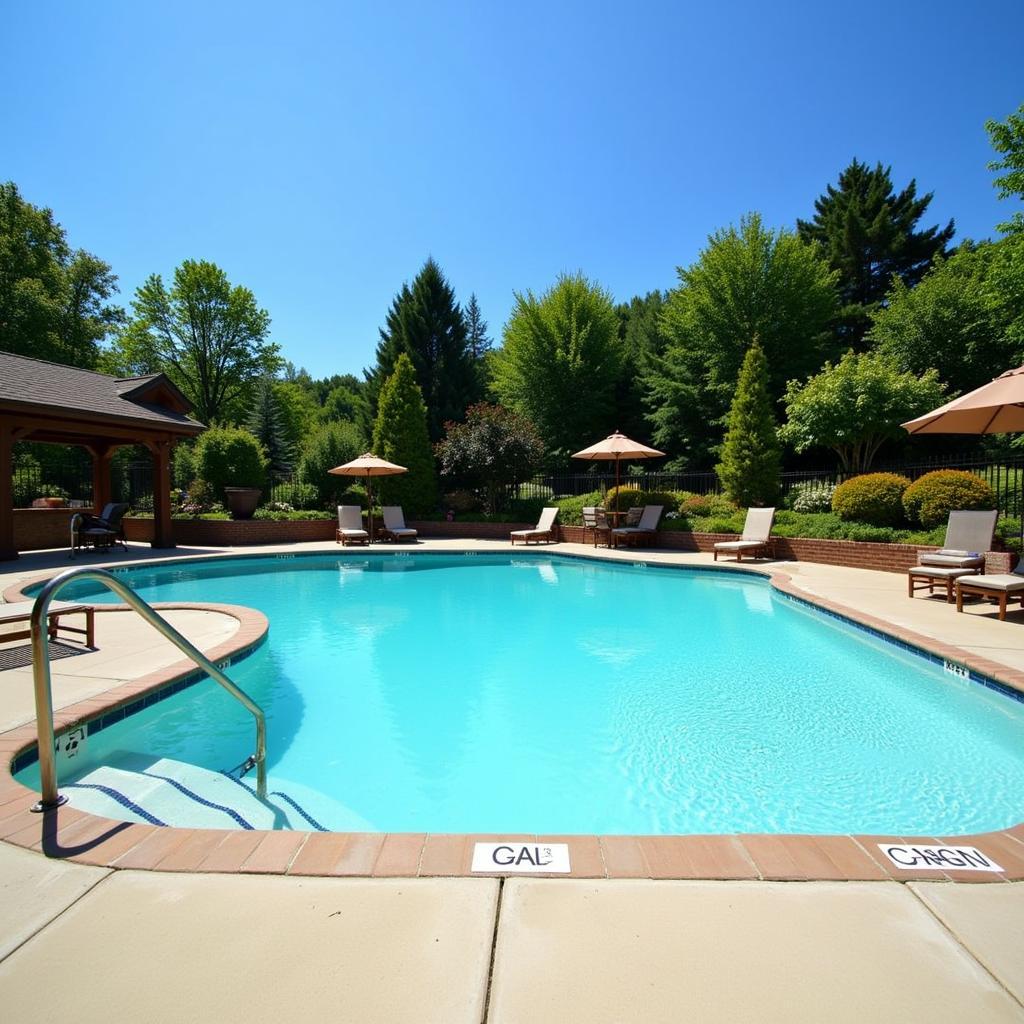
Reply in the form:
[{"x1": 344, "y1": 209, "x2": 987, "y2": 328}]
[{"x1": 65, "y1": 757, "x2": 360, "y2": 831}]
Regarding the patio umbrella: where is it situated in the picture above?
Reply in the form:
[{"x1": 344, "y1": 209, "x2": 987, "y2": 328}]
[
  {"x1": 571, "y1": 431, "x2": 665, "y2": 504},
  {"x1": 902, "y1": 363, "x2": 1024, "y2": 542},
  {"x1": 329, "y1": 453, "x2": 408, "y2": 542}
]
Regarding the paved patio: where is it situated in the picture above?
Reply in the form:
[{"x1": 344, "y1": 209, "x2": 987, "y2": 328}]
[{"x1": 1, "y1": 540, "x2": 1022, "y2": 1020}]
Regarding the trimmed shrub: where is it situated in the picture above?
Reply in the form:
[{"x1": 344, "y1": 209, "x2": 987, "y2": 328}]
[
  {"x1": 605, "y1": 487, "x2": 680, "y2": 514},
  {"x1": 902, "y1": 470, "x2": 997, "y2": 529},
  {"x1": 789, "y1": 480, "x2": 837, "y2": 514},
  {"x1": 193, "y1": 426, "x2": 268, "y2": 500},
  {"x1": 831, "y1": 473, "x2": 911, "y2": 526},
  {"x1": 553, "y1": 490, "x2": 604, "y2": 526},
  {"x1": 678, "y1": 493, "x2": 738, "y2": 518},
  {"x1": 252, "y1": 508, "x2": 333, "y2": 521}
]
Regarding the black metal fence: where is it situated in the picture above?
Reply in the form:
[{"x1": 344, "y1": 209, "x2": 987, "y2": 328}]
[
  {"x1": 517, "y1": 454, "x2": 1024, "y2": 519},
  {"x1": 12, "y1": 447, "x2": 1024, "y2": 520}
]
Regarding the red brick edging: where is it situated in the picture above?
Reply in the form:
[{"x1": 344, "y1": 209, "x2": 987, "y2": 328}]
[{"x1": 2, "y1": 552, "x2": 1023, "y2": 882}]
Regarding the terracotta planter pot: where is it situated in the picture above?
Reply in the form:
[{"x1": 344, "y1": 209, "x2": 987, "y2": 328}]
[
  {"x1": 41, "y1": 497, "x2": 67, "y2": 509},
  {"x1": 223, "y1": 487, "x2": 262, "y2": 520}
]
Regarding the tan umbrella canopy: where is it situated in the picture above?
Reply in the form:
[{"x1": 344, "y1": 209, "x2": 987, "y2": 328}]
[
  {"x1": 902, "y1": 364, "x2": 1024, "y2": 435},
  {"x1": 903, "y1": 364, "x2": 1024, "y2": 544},
  {"x1": 571, "y1": 431, "x2": 665, "y2": 500},
  {"x1": 329, "y1": 452, "x2": 408, "y2": 541}
]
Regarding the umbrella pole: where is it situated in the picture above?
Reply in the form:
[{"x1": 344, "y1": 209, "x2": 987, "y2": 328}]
[{"x1": 367, "y1": 476, "x2": 373, "y2": 543}]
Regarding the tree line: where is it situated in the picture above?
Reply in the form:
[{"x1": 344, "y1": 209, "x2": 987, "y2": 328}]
[{"x1": 2, "y1": 103, "x2": 1022, "y2": 511}]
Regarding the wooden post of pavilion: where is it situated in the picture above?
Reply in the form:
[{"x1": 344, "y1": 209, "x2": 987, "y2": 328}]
[
  {"x1": 86, "y1": 441, "x2": 116, "y2": 513},
  {"x1": 148, "y1": 438, "x2": 175, "y2": 548},
  {"x1": 0, "y1": 418, "x2": 14, "y2": 561}
]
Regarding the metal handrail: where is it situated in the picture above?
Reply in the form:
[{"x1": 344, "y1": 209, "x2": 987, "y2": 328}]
[{"x1": 29, "y1": 566, "x2": 267, "y2": 809}]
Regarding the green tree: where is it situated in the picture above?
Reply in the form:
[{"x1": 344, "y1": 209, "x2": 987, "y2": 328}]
[
  {"x1": 0, "y1": 181, "x2": 123, "y2": 367},
  {"x1": 371, "y1": 353, "x2": 438, "y2": 514},
  {"x1": 296, "y1": 420, "x2": 365, "y2": 507},
  {"x1": 648, "y1": 214, "x2": 838, "y2": 468},
  {"x1": 465, "y1": 293, "x2": 492, "y2": 359},
  {"x1": 490, "y1": 272, "x2": 623, "y2": 458},
  {"x1": 192, "y1": 425, "x2": 268, "y2": 499},
  {"x1": 780, "y1": 351, "x2": 945, "y2": 473},
  {"x1": 869, "y1": 234, "x2": 1024, "y2": 393},
  {"x1": 366, "y1": 258, "x2": 478, "y2": 441},
  {"x1": 247, "y1": 376, "x2": 294, "y2": 476},
  {"x1": 615, "y1": 291, "x2": 669, "y2": 443},
  {"x1": 435, "y1": 403, "x2": 545, "y2": 514},
  {"x1": 986, "y1": 103, "x2": 1024, "y2": 234},
  {"x1": 798, "y1": 160, "x2": 955, "y2": 345},
  {"x1": 103, "y1": 259, "x2": 280, "y2": 424},
  {"x1": 715, "y1": 340, "x2": 781, "y2": 506},
  {"x1": 273, "y1": 380, "x2": 321, "y2": 454}
]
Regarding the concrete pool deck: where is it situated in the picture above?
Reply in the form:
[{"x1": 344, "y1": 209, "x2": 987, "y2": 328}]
[{"x1": 1, "y1": 540, "x2": 1023, "y2": 1020}]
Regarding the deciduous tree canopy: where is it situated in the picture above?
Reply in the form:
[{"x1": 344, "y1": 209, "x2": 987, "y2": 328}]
[{"x1": 0, "y1": 182, "x2": 123, "y2": 367}]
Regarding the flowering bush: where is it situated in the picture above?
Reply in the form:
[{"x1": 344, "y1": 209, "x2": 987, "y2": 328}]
[{"x1": 789, "y1": 481, "x2": 837, "y2": 514}]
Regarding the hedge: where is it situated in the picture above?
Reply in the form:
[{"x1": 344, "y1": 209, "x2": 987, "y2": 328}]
[
  {"x1": 831, "y1": 473, "x2": 911, "y2": 526},
  {"x1": 902, "y1": 470, "x2": 997, "y2": 529}
]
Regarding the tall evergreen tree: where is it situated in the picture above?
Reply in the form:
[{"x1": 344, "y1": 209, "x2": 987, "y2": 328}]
[
  {"x1": 365, "y1": 258, "x2": 478, "y2": 441},
  {"x1": 798, "y1": 160, "x2": 954, "y2": 346},
  {"x1": 247, "y1": 376, "x2": 294, "y2": 476},
  {"x1": 715, "y1": 339, "x2": 780, "y2": 507},
  {"x1": 647, "y1": 214, "x2": 838, "y2": 469},
  {"x1": 372, "y1": 353, "x2": 439, "y2": 514},
  {"x1": 614, "y1": 291, "x2": 669, "y2": 443},
  {"x1": 465, "y1": 293, "x2": 492, "y2": 359}
]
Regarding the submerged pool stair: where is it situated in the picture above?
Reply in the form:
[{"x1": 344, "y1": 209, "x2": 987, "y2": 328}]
[{"x1": 66, "y1": 757, "x2": 331, "y2": 831}]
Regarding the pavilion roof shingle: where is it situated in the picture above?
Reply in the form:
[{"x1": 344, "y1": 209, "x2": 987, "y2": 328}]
[{"x1": 0, "y1": 351, "x2": 204, "y2": 434}]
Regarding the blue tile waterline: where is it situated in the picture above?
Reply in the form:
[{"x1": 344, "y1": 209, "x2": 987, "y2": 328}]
[{"x1": 13, "y1": 551, "x2": 1024, "y2": 835}]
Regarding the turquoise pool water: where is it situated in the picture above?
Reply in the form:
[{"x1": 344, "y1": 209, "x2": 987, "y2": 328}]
[{"x1": 21, "y1": 553, "x2": 1024, "y2": 835}]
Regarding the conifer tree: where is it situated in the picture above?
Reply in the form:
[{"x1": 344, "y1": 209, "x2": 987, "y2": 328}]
[
  {"x1": 372, "y1": 353, "x2": 438, "y2": 514},
  {"x1": 465, "y1": 293, "x2": 492, "y2": 359},
  {"x1": 365, "y1": 258, "x2": 479, "y2": 441},
  {"x1": 715, "y1": 339, "x2": 780, "y2": 507},
  {"x1": 798, "y1": 160, "x2": 954, "y2": 346},
  {"x1": 247, "y1": 375, "x2": 294, "y2": 476}
]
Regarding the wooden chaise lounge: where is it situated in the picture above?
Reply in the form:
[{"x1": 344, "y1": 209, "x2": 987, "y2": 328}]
[
  {"x1": 907, "y1": 510, "x2": 998, "y2": 602},
  {"x1": 713, "y1": 507, "x2": 776, "y2": 561},
  {"x1": 510, "y1": 507, "x2": 559, "y2": 546},
  {"x1": 0, "y1": 600, "x2": 95, "y2": 648}
]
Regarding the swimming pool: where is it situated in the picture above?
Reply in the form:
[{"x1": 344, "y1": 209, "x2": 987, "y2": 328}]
[{"x1": 18, "y1": 552, "x2": 1024, "y2": 835}]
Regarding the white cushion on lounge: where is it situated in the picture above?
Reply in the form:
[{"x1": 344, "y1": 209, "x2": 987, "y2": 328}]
[
  {"x1": 337, "y1": 505, "x2": 369, "y2": 539},
  {"x1": 908, "y1": 565, "x2": 980, "y2": 580},
  {"x1": 381, "y1": 506, "x2": 417, "y2": 538},
  {"x1": 713, "y1": 540, "x2": 766, "y2": 552},
  {"x1": 919, "y1": 551, "x2": 985, "y2": 569},
  {"x1": 958, "y1": 573, "x2": 1024, "y2": 593}
]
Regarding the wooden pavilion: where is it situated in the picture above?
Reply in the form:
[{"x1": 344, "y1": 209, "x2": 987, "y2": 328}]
[{"x1": 0, "y1": 351, "x2": 205, "y2": 560}]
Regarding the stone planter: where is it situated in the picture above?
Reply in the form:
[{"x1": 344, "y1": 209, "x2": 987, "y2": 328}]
[{"x1": 223, "y1": 487, "x2": 262, "y2": 520}]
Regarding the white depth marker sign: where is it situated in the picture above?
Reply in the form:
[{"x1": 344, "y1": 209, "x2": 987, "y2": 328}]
[
  {"x1": 472, "y1": 842, "x2": 571, "y2": 873},
  {"x1": 878, "y1": 843, "x2": 1003, "y2": 873}
]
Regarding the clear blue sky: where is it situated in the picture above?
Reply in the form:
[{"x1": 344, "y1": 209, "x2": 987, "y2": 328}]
[{"x1": 3, "y1": 1, "x2": 1020, "y2": 379}]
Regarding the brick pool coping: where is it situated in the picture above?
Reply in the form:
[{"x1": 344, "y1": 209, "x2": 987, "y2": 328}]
[{"x1": 2, "y1": 551, "x2": 1023, "y2": 883}]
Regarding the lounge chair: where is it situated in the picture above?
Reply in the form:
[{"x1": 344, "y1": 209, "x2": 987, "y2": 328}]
[
  {"x1": 907, "y1": 510, "x2": 998, "y2": 602},
  {"x1": 336, "y1": 505, "x2": 370, "y2": 546},
  {"x1": 957, "y1": 559, "x2": 1024, "y2": 620},
  {"x1": 510, "y1": 507, "x2": 559, "y2": 546},
  {"x1": 611, "y1": 505, "x2": 663, "y2": 548},
  {"x1": 713, "y1": 507, "x2": 775, "y2": 562},
  {"x1": 379, "y1": 506, "x2": 418, "y2": 542},
  {"x1": 70, "y1": 502, "x2": 130, "y2": 557}
]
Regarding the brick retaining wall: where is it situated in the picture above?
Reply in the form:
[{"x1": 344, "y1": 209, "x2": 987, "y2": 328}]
[
  {"x1": 117, "y1": 517, "x2": 1014, "y2": 573},
  {"x1": 13, "y1": 509, "x2": 79, "y2": 551}
]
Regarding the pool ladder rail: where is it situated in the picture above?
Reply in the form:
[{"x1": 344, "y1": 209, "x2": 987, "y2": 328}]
[{"x1": 28, "y1": 566, "x2": 268, "y2": 810}]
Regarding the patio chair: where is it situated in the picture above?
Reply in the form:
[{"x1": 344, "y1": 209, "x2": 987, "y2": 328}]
[
  {"x1": 70, "y1": 502, "x2": 130, "y2": 558},
  {"x1": 713, "y1": 507, "x2": 775, "y2": 562},
  {"x1": 907, "y1": 509, "x2": 998, "y2": 602},
  {"x1": 956, "y1": 558, "x2": 1024, "y2": 620},
  {"x1": 336, "y1": 505, "x2": 370, "y2": 546},
  {"x1": 625, "y1": 506, "x2": 644, "y2": 527},
  {"x1": 379, "y1": 506, "x2": 418, "y2": 542},
  {"x1": 510, "y1": 507, "x2": 559, "y2": 546},
  {"x1": 611, "y1": 505, "x2": 663, "y2": 548},
  {"x1": 581, "y1": 506, "x2": 599, "y2": 545}
]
